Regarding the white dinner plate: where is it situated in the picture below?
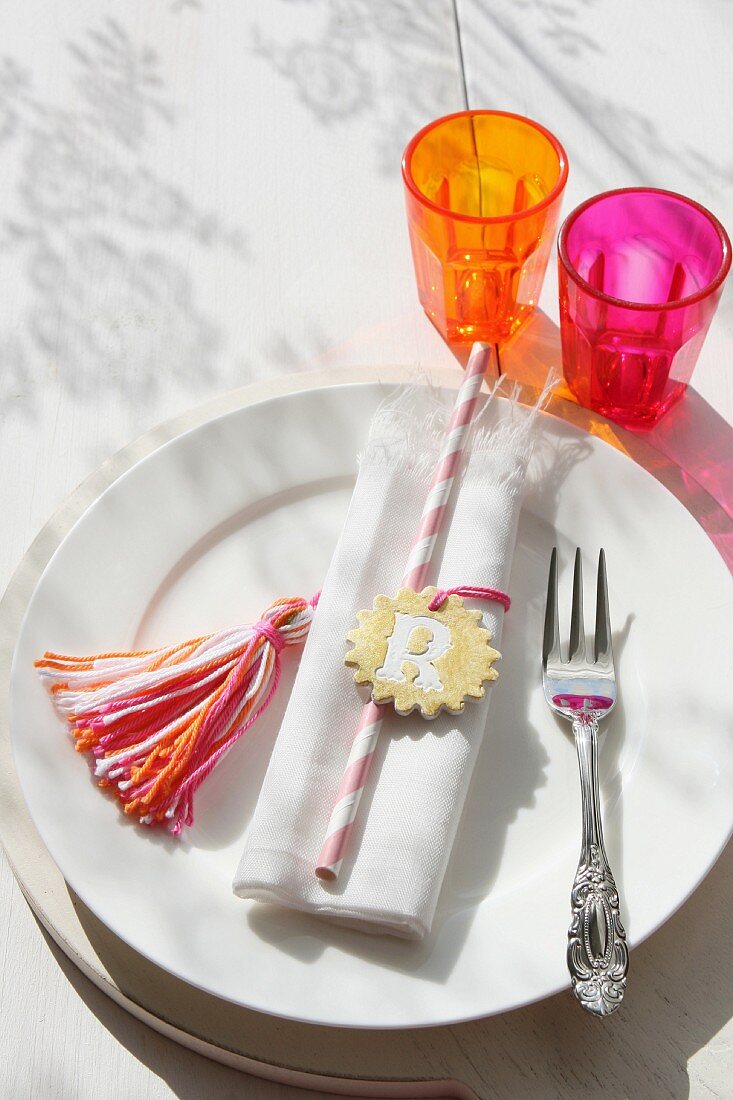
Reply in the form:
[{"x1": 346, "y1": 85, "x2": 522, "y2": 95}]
[{"x1": 10, "y1": 380, "x2": 733, "y2": 1028}]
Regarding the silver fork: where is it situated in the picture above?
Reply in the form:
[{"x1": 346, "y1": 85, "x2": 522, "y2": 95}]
[{"x1": 542, "y1": 547, "x2": 629, "y2": 1016}]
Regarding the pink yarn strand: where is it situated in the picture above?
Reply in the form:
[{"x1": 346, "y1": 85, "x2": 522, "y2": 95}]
[{"x1": 428, "y1": 585, "x2": 511, "y2": 612}]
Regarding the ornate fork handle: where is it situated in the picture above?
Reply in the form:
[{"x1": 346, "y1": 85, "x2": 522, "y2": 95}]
[{"x1": 567, "y1": 713, "x2": 628, "y2": 1016}]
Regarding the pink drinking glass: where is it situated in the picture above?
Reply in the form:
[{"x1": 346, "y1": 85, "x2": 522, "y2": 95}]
[{"x1": 558, "y1": 188, "x2": 731, "y2": 429}]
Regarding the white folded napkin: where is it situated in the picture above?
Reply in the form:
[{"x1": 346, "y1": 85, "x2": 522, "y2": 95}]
[{"x1": 233, "y1": 384, "x2": 540, "y2": 939}]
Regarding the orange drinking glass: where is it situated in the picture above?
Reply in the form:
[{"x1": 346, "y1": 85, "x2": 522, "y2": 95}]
[{"x1": 402, "y1": 110, "x2": 568, "y2": 343}]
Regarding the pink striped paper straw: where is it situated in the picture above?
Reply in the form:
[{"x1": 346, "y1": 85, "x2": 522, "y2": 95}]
[{"x1": 316, "y1": 342, "x2": 495, "y2": 880}]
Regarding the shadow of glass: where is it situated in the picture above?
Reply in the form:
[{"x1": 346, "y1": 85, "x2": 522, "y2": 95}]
[
  {"x1": 647, "y1": 386, "x2": 733, "y2": 568},
  {"x1": 500, "y1": 309, "x2": 733, "y2": 571}
]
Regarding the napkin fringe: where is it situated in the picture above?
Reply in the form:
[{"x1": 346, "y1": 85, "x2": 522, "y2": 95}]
[
  {"x1": 360, "y1": 372, "x2": 555, "y2": 487},
  {"x1": 359, "y1": 378, "x2": 449, "y2": 479},
  {"x1": 465, "y1": 373, "x2": 557, "y2": 488}
]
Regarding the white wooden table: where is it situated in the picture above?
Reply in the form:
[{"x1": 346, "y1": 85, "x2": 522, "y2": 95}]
[{"x1": 1, "y1": 2, "x2": 731, "y2": 1096}]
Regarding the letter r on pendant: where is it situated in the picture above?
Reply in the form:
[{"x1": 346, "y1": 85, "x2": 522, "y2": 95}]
[{"x1": 375, "y1": 613, "x2": 451, "y2": 692}]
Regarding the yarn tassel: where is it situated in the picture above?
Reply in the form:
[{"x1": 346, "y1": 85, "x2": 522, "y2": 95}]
[{"x1": 35, "y1": 594, "x2": 318, "y2": 835}]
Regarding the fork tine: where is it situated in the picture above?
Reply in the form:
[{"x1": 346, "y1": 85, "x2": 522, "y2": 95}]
[
  {"x1": 568, "y1": 547, "x2": 586, "y2": 661},
  {"x1": 542, "y1": 547, "x2": 561, "y2": 666},
  {"x1": 594, "y1": 548, "x2": 613, "y2": 666}
]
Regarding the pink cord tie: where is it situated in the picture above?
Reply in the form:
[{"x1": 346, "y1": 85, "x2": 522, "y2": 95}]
[
  {"x1": 254, "y1": 619, "x2": 287, "y2": 654},
  {"x1": 427, "y1": 585, "x2": 511, "y2": 613}
]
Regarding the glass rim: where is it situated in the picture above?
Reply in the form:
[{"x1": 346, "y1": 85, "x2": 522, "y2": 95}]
[
  {"x1": 401, "y1": 109, "x2": 569, "y2": 226},
  {"x1": 558, "y1": 187, "x2": 732, "y2": 312}
]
